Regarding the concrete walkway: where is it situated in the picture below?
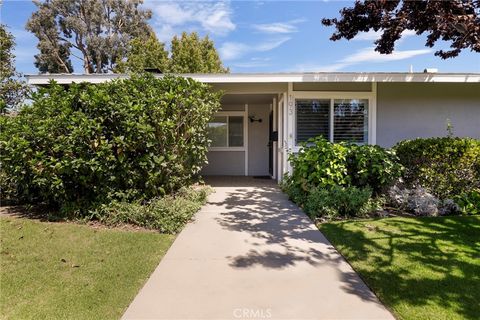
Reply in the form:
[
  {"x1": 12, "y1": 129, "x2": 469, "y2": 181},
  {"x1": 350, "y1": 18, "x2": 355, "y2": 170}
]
[{"x1": 122, "y1": 177, "x2": 394, "y2": 320}]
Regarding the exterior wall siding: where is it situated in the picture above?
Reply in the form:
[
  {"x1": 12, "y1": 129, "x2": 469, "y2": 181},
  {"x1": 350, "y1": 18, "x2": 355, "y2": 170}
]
[
  {"x1": 201, "y1": 151, "x2": 245, "y2": 176},
  {"x1": 376, "y1": 83, "x2": 480, "y2": 147}
]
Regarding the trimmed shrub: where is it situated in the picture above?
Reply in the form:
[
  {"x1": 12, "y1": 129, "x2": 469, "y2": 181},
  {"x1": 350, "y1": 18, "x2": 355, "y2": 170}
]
[
  {"x1": 0, "y1": 74, "x2": 221, "y2": 214},
  {"x1": 286, "y1": 136, "x2": 349, "y2": 196},
  {"x1": 346, "y1": 144, "x2": 403, "y2": 194},
  {"x1": 95, "y1": 186, "x2": 211, "y2": 233},
  {"x1": 454, "y1": 189, "x2": 480, "y2": 215},
  {"x1": 394, "y1": 137, "x2": 480, "y2": 199},
  {"x1": 304, "y1": 185, "x2": 377, "y2": 218},
  {"x1": 284, "y1": 137, "x2": 402, "y2": 208}
]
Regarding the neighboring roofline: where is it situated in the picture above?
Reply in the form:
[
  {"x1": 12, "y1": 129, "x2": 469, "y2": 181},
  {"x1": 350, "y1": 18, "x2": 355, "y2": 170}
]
[{"x1": 25, "y1": 72, "x2": 480, "y2": 85}]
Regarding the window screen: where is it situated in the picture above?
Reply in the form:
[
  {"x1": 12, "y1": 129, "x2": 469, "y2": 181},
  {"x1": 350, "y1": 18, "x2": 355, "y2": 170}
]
[
  {"x1": 333, "y1": 99, "x2": 368, "y2": 144},
  {"x1": 207, "y1": 115, "x2": 244, "y2": 148},
  {"x1": 296, "y1": 99, "x2": 330, "y2": 143},
  {"x1": 208, "y1": 116, "x2": 228, "y2": 147},
  {"x1": 228, "y1": 116, "x2": 244, "y2": 147}
]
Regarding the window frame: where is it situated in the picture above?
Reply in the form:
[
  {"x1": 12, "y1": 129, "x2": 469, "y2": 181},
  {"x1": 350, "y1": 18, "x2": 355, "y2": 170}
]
[
  {"x1": 292, "y1": 91, "x2": 376, "y2": 151},
  {"x1": 208, "y1": 111, "x2": 247, "y2": 152}
]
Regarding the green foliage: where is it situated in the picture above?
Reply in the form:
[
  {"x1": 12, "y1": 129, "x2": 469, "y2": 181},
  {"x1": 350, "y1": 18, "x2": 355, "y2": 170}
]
[
  {"x1": 347, "y1": 144, "x2": 403, "y2": 194},
  {"x1": 288, "y1": 136, "x2": 349, "y2": 191},
  {"x1": 454, "y1": 189, "x2": 480, "y2": 215},
  {"x1": 115, "y1": 32, "x2": 169, "y2": 73},
  {"x1": 1, "y1": 74, "x2": 221, "y2": 214},
  {"x1": 26, "y1": 0, "x2": 152, "y2": 73},
  {"x1": 305, "y1": 185, "x2": 376, "y2": 218},
  {"x1": 394, "y1": 137, "x2": 480, "y2": 199},
  {"x1": 96, "y1": 186, "x2": 210, "y2": 233},
  {"x1": 169, "y1": 32, "x2": 229, "y2": 73},
  {"x1": 281, "y1": 177, "x2": 308, "y2": 207},
  {"x1": 115, "y1": 31, "x2": 228, "y2": 74},
  {"x1": 0, "y1": 24, "x2": 29, "y2": 113},
  {"x1": 284, "y1": 137, "x2": 402, "y2": 218},
  {"x1": 285, "y1": 137, "x2": 401, "y2": 200}
]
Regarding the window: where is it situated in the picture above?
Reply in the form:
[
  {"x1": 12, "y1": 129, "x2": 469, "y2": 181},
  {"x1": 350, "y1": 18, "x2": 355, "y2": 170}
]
[
  {"x1": 208, "y1": 115, "x2": 244, "y2": 148},
  {"x1": 296, "y1": 98, "x2": 369, "y2": 144},
  {"x1": 296, "y1": 99, "x2": 330, "y2": 144},
  {"x1": 334, "y1": 99, "x2": 368, "y2": 144}
]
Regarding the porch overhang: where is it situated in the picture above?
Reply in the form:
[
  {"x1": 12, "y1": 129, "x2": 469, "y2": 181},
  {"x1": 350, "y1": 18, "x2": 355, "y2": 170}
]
[{"x1": 26, "y1": 72, "x2": 480, "y2": 86}]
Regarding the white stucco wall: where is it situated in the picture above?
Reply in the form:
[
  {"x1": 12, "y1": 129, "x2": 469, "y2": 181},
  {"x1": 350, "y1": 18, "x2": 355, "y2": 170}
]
[
  {"x1": 201, "y1": 151, "x2": 245, "y2": 176},
  {"x1": 376, "y1": 83, "x2": 480, "y2": 147}
]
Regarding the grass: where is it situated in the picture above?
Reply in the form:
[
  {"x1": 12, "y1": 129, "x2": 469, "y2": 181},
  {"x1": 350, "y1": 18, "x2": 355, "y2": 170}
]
[
  {"x1": 0, "y1": 216, "x2": 175, "y2": 319},
  {"x1": 319, "y1": 216, "x2": 480, "y2": 320}
]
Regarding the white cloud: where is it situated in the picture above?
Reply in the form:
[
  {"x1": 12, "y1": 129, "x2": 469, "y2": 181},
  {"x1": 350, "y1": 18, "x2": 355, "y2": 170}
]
[
  {"x1": 253, "y1": 19, "x2": 305, "y2": 34},
  {"x1": 254, "y1": 23, "x2": 296, "y2": 34},
  {"x1": 220, "y1": 37, "x2": 290, "y2": 60},
  {"x1": 293, "y1": 46, "x2": 432, "y2": 72},
  {"x1": 233, "y1": 57, "x2": 271, "y2": 68},
  {"x1": 146, "y1": 1, "x2": 235, "y2": 41},
  {"x1": 352, "y1": 30, "x2": 382, "y2": 41},
  {"x1": 341, "y1": 46, "x2": 431, "y2": 64},
  {"x1": 353, "y1": 29, "x2": 418, "y2": 42}
]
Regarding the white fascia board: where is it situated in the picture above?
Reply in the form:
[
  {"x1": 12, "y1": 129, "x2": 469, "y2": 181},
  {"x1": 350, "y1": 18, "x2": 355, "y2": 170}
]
[{"x1": 26, "y1": 72, "x2": 480, "y2": 85}]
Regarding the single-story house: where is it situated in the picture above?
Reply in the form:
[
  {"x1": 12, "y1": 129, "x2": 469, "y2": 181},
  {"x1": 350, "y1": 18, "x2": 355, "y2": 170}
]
[{"x1": 26, "y1": 72, "x2": 480, "y2": 181}]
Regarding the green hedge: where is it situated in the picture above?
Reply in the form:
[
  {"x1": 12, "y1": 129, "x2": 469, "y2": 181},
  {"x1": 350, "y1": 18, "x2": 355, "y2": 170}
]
[
  {"x1": 282, "y1": 137, "x2": 401, "y2": 218},
  {"x1": 0, "y1": 74, "x2": 221, "y2": 215},
  {"x1": 394, "y1": 137, "x2": 480, "y2": 199},
  {"x1": 283, "y1": 137, "x2": 402, "y2": 205}
]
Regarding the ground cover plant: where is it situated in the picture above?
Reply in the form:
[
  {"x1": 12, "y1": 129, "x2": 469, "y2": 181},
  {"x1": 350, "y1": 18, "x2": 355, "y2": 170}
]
[
  {"x1": 96, "y1": 186, "x2": 210, "y2": 234},
  {"x1": 319, "y1": 216, "x2": 480, "y2": 320},
  {"x1": 0, "y1": 216, "x2": 175, "y2": 319}
]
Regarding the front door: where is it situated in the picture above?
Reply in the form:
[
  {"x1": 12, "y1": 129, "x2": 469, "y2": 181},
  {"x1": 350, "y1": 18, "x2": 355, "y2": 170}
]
[{"x1": 247, "y1": 104, "x2": 270, "y2": 176}]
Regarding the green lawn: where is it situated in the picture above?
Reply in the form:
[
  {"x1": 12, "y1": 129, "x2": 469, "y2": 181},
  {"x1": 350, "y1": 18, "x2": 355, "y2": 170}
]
[
  {"x1": 0, "y1": 216, "x2": 175, "y2": 319},
  {"x1": 319, "y1": 216, "x2": 480, "y2": 320}
]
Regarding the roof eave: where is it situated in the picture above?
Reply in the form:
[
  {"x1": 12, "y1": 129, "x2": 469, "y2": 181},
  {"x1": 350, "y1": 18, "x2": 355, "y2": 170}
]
[{"x1": 25, "y1": 72, "x2": 480, "y2": 85}]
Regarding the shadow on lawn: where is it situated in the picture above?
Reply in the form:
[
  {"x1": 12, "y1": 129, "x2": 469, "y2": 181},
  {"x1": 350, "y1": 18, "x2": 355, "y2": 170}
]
[
  {"x1": 205, "y1": 177, "x2": 382, "y2": 304},
  {"x1": 320, "y1": 216, "x2": 480, "y2": 319}
]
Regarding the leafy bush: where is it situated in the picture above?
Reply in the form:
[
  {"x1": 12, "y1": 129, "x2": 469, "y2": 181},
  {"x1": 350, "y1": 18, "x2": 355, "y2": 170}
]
[
  {"x1": 346, "y1": 144, "x2": 403, "y2": 194},
  {"x1": 95, "y1": 186, "x2": 210, "y2": 233},
  {"x1": 284, "y1": 137, "x2": 402, "y2": 208},
  {"x1": 454, "y1": 189, "x2": 480, "y2": 215},
  {"x1": 304, "y1": 185, "x2": 377, "y2": 218},
  {"x1": 286, "y1": 136, "x2": 349, "y2": 200},
  {"x1": 0, "y1": 74, "x2": 221, "y2": 214},
  {"x1": 280, "y1": 176, "x2": 308, "y2": 207},
  {"x1": 394, "y1": 137, "x2": 480, "y2": 199}
]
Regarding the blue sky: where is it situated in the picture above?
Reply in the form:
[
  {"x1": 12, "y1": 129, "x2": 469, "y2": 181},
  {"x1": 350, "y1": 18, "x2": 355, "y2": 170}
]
[{"x1": 2, "y1": 0, "x2": 479, "y2": 74}]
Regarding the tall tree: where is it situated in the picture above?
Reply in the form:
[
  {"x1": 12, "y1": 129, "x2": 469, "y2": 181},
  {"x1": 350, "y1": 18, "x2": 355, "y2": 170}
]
[
  {"x1": 322, "y1": 0, "x2": 480, "y2": 59},
  {"x1": 26, "y1": 0, "x2": 152, "y2": 73},
  {"x1": 169, "y1": 32, "x2": 228, "y2": 73},
  {"x1": 0, "y1": 24, "x2": 29, "y2": 113},
  {"x1": 114, "y1": 32, "x2": 169, "y2": 73}
]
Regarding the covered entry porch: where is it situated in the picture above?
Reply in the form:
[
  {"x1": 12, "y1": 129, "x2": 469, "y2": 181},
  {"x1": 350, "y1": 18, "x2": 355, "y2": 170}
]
[
  {"x1": 201, "y1": 91, "x2": 289, "y2": 180},
  {"x1": 201, "y1": 79, "x2": 378, "y2": 181}
]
